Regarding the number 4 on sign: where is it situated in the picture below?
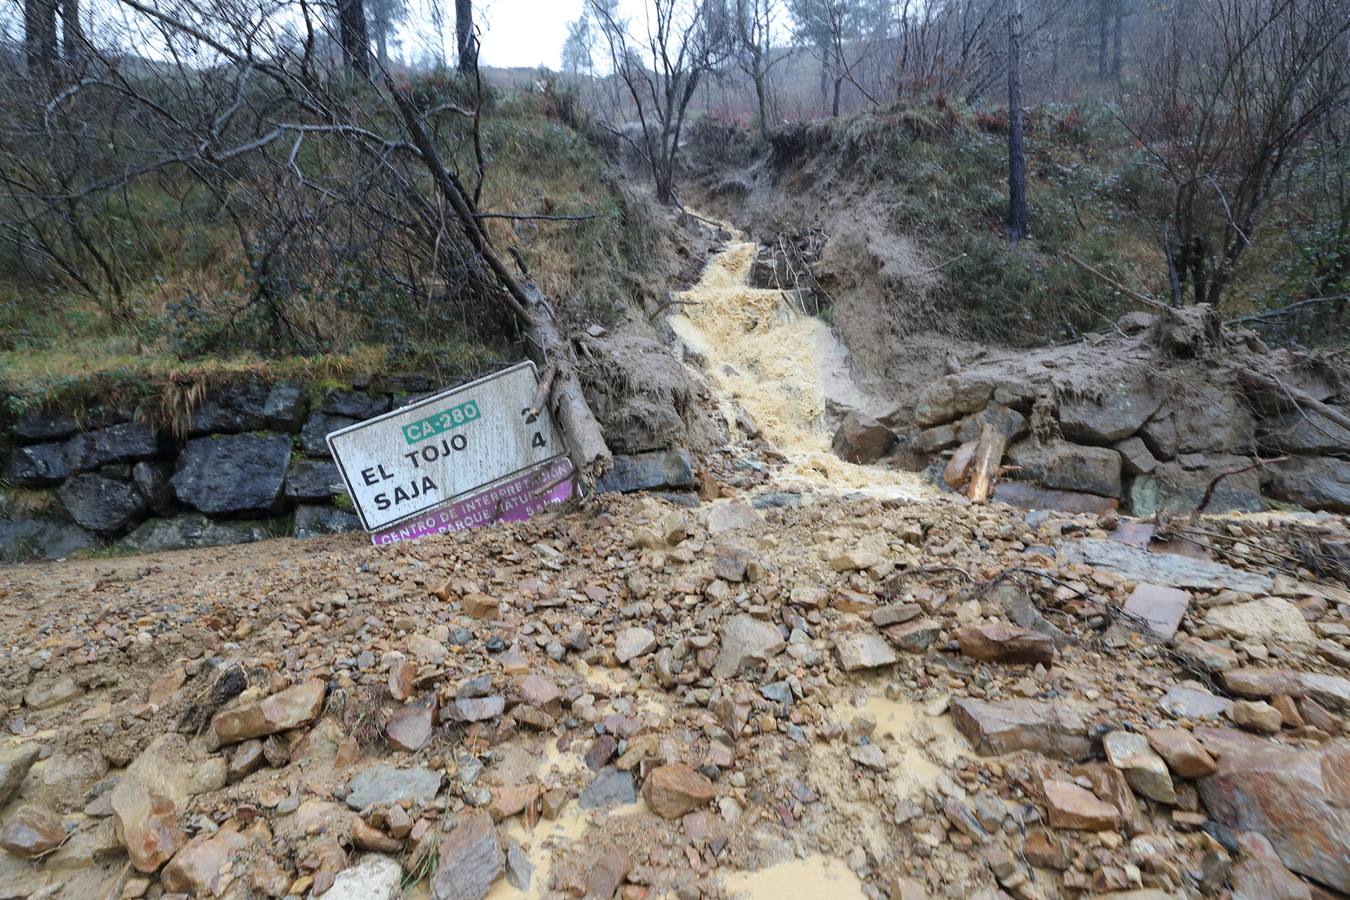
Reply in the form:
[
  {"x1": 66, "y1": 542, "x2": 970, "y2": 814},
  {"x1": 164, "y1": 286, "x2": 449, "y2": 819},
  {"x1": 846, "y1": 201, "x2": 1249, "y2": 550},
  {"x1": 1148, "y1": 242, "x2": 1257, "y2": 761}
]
[{"x1": 519, "y1": 408, "x2": 547, "y2": 450}]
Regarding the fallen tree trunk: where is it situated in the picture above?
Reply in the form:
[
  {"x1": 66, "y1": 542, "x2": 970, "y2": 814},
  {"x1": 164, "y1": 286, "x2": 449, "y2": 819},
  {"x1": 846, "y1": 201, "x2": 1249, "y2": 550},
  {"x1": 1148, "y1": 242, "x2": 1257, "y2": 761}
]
[
  {"x1": 388, "y1": 81, "x2": 612, "y2": 482},
  {"x1": 966, "y1": 423, "x2": 1007, "y2": 503}
]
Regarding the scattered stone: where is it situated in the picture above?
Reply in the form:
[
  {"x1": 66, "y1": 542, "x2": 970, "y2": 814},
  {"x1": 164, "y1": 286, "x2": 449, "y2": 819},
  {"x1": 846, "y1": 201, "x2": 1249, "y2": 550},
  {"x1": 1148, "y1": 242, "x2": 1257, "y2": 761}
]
[
  {"x1": 1059, "y1": 538, "x2": 1274, "y2": 593},
  {"x1": 1222, "y1": 668, "x2": 1350, "y2": 713},
  {"x1": 1160, "y1": 684, "x2": 1233, "y2": 719},
  {"x1": 712, "y1": 615, "x2": 785, "y2": 677},
  {"x1": 955, "y1": 622, "x2": 1054, "y2": 666},
  {"x1": 585, "y1": 844, "x2": 632, "y2": 900},
  {"x1": 1042, "y1": 780, "x2": 1120, "y2": 831},
  {"x1": 1121, "y1": 583, "x2": 1190, "y2": 640},
  {"x1": 24, "y1": 674, "x2": 81, "y2": 710},
  {"x1": 0, "y1": 804, "x2": 66, "y2": 858},
  {"x1": 830, "y1": 546, "x2": 881, "y2": 572},
  {"x1": 883, "y1": 619, "x2": 943, "y2": 653},
  {"x1": 1206, "y1": 597, "x2": 1316, "y2": 646},
  {"x1": 1145, "y1": 728, "x2": 1217, "y2": 778},
  {"x1": 579, "y1": 767, "x2": 635, "y2": 809},
  {"x1": 160, "y1": 828, "x2": 248, "y2": 896},
  {"x1": 446, "y1": 696, "x2": 506, "y2": 723},
  {"x1": 615, "y1": 627, "x2": 657, "y2": 664},
  {"x1": 228, "y1": 740, "x2": 265, "y2": 783},
  {"x1": 387, "y1": 697, "x2": 436, "y2": 752},
  {"x1": 642, "y1": 764, "x2": 715, "y2": 819},
  {"x1": 1230, "y1": 831, "x2": 1314, "y2": 900},
  {"x1": 209, "y1": 679, "x2": 326, "y2": 746},
  {"x1": 0, "y1": 744, "x2": 41, "y2": 807},
  {"x1": 834, "y1": 632, "x2": 898, "y2": 671},
  {"x1": 873, "y1": 603, "x2": 922, "y2": 627},
  {"x1": 831, "y1": 411, "x2": 896, "y2": 464},
  {"x1": 345, "y1": 765, "x2": 443, "y2": 811},
  {"x1": 323, "y1": 854, "x2": 402, "y2": 900},
  {"x1": 1102, "y1": 731, "x2": 1176, "y2": 804},
  {"x1": 505, "y1": 841, "x2": 534, "y2": 892},
  {"x1": 431, "y1": 810, "x2": 503, "y2": 900},
  {"x1": 1232, "y1": 700, "x2": 1283, "y2": 734},
  {"x1": 952, "y1": 698, "x2": 1090, "y2": 759}
]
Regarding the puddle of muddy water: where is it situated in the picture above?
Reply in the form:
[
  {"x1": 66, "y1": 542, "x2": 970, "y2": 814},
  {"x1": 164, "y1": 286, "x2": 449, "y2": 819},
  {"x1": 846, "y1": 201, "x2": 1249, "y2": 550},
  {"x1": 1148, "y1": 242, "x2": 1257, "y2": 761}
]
[
  {"x1": 837, "y1": 695, "x2": 972, "y2": 797},
  {"x1": 670, "y1": 221, "x2": 929, "y2": 502},
  {"x1": 721, "y1": 855, "x2": 869, "y2": 900}
]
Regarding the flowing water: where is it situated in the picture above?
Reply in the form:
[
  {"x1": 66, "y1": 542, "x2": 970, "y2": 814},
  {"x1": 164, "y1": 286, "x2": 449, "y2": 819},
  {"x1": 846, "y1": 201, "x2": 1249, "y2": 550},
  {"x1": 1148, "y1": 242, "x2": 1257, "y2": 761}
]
[{"x1": 669, "y1": 226, "x2": 929, "y2": 500}]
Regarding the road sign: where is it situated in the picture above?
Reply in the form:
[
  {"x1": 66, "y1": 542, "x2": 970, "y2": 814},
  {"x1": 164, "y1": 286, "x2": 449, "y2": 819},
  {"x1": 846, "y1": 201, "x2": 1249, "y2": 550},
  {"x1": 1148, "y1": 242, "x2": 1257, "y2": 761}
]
[
  {"x1": 326, "y1": 362, "x2": 566, "y2": 531},
  {"x1": 371, "y1": 456, "x2": 574, "y2": 546}
]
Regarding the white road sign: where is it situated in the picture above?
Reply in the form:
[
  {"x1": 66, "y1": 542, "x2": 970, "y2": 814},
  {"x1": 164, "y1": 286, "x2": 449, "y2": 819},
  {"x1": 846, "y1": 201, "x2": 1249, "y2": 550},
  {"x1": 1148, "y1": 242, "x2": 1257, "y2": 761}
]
[{"x1": 326, "y1": 362, "x2": 565, "y2": 531}]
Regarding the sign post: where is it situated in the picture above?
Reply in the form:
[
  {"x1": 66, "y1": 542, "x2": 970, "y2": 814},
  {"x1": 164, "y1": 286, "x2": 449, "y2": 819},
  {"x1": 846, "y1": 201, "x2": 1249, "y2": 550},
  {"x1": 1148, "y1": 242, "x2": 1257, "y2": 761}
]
[{"x1": 326, "y1": 362, "x2": 573, "y2": 543}]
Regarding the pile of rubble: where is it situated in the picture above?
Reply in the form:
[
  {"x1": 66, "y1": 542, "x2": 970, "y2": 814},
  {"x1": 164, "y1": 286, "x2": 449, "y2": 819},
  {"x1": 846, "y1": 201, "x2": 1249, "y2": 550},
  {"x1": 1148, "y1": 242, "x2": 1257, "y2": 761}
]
[{"x1": 0, "y1": 485, "x2": 1347, "y2": 899}]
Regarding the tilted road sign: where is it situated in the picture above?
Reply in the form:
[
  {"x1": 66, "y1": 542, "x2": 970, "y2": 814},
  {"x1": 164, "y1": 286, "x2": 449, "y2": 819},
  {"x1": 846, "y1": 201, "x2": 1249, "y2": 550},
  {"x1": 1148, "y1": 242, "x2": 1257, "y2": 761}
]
[{"x1": 326, "y1": 362, "x2": 566, "y2": 532}]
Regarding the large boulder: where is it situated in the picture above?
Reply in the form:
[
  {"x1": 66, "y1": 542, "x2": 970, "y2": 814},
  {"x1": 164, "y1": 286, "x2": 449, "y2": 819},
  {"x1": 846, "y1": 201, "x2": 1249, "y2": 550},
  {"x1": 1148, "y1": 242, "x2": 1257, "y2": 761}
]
[
  {"x1": 4, "y1": 443, "x2": 69, "y2": 486},
  {"x1": 1197, "y1": 737, "x2": 1350, "y2": 893},
  {"x1": 1058, "y1": 380, "x2": 1162, "y2": 444},
  {"x1": 262, "y1": 381, "x2": 309, "y2": 432},
  {"x1": 595, "y1": 450, "x2": 697, "y2": 493},
  {"x1": 13, "y1": 407, "x2": 81, "y2": 443},
  {"x1": 1143, "y1": 390, "x2": 1255, "y2": 457},
  {"x1": 1127, "y1": 455, "x2": 1263, "y2": 517},
  {"x1": 284, "y1": 458, "x2": 343, "y2": 501},
  {"x1": 64, "y1": 422, "x2": 160, "y2": 471},
  {"x1": 321, "y1": 389, "x2": 391, "y2": 420},
  {"x1": 57, "y1": 473, "x2": 147, "y2": 534},
  {"x1": 187, "y1": 382, "x2": 270, "y2": 435},
  {"x1": 831, "y1": 411, "x2": 896, "y2": 464},
  {"x1": 914, "y1": 375, "x2": 995, "y2": 427},
  {"x1": 171, "y1": 433, "x2": 292, "y2": 515},
  {"x1": 1258, "y1": 407, "x2": 1350, "y2": 457},
  {"x1": 121, "y1": 515, "x2": 272, "y2": 552},
  {"x1": 132, "y1": 461, "x2": 176, "y2": 515},
  {"x1": 1263, "y1": 456, "x2": 1350, "y2": 513},
  {"x1": 0, "y1": 516, "x2": 99, "y2": 561},
  {"x1": 294, "y1": 505, "x2": 362, "y2": 539},
  {"x1": 1006, "y1": 439, "x2": 1122, "y2": 497},
  {"x1": 299, "y1": 413, "x2": 357, "y2": 457}
]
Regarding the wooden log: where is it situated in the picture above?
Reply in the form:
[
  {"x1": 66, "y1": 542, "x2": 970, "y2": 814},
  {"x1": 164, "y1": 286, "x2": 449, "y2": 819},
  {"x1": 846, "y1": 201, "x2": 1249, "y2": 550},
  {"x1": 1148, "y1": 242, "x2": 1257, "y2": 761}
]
[{"x1": 966, "y1": 423, "x2": 1008, "y2": 503}]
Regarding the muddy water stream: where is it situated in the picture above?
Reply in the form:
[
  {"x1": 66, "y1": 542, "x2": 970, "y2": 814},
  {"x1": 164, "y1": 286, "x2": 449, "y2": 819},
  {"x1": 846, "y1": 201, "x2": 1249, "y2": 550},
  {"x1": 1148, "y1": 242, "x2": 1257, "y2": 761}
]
[{"x1": 668, "y1": 225, "x2": 929, "y2": 499}]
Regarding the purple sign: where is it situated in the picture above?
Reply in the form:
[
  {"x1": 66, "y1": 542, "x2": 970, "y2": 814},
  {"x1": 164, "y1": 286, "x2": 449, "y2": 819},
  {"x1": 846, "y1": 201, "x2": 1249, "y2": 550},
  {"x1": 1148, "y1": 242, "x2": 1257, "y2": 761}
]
[{"x1": 371, "y1": 457, "x2": 574, "y2": 546}]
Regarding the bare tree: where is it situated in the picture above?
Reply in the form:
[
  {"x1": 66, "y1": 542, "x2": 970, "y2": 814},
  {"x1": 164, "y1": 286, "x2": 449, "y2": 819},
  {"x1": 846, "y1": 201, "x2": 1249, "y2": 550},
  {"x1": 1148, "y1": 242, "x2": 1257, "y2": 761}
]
[
  {"x1": 591, "y1": 0, "x2": 729, "y2": 204},
  {"x1": 733, "y1": 0, "x2": 787, "y2": 133},
  {"x1": 338, "y1": 0, "x2": 372, "y2": 75},
  {"x1": 456, "y1": 0, "x2": 477, "y2": 74},
  {"x1": 1131, "y1": 0, "x2": 1350, "y2": 306},
  {"x1": 1008, "y1": 0, "x2": 1027, "y2": 242}
]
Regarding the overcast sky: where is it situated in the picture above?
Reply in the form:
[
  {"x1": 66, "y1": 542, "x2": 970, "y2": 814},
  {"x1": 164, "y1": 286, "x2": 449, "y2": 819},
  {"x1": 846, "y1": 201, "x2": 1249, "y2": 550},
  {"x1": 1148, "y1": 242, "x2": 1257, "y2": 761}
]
[{"x1": 471, "y1": 0, "x2": 655, "y2": 70}]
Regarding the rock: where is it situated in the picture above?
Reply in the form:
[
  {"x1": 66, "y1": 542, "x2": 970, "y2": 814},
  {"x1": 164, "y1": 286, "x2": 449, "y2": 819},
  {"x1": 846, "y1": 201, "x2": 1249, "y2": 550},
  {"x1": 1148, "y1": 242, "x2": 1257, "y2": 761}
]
[
  {"x1": 1205, "y1": 598, "x2": 1316, "y2": 646},
  {"x1": 33, "y1": 749, "x2": 107, "y2": 810},
  {"x1": 703, "y1": 501, "x2": 762, "y2": 535},
  {"x1": 1115, "y1": 436, "x2": 1158, "y2": 476},
  {"x1": 579, "y1": 767, "x2": 635, "y2": 809},
  {"x1": 952, "y1": 698, "x2": 1091, "y2": 760},
  {"x1": 1006, "y1": 439, "x2": 1122, "y2": 497},
  {"x1": 160, "y1": 828, "x2": 248, "y2": 895},
  {"x1": 209, "y1": 679, "x2": 326, "y2": 746},
  {"x1": 955, "y1": 623, "x2": 1054, "y2": 666},
  {"x1": 1145, "y1": 728, "x2": 1217, "y2": 778},
  {"x1": 1232, "y1": 700, "x2": 1283, "y2": 734},
  {"x1": 1145, "y1": 392, "x2": 1255, "y2": 457},
  {"x1": 1121, "y1": 583, "x2": 1190, "y2": 640},
  {"x1": 1263, "y1": 456, "x2": 1350, "y2": 513},
  {"x1": 228, "y1": 740, "x2": 264, "y2": 783},
  {"x1": 24, "y1": 674, "x2": 80, "y2": 710},
  {"x1": 1173, "y1": 637, "x2": 1238, "y2": 673},
  {"x1": 1160, "y1": 684, "x2": 1233, "y2": 719},
  {"x1": 0, "y1": 804, "x2": 66, "y2": 858},
  {"x1": 1198, "y1": 738, "x2": 1350, "y2": 892},
  {"x1": 991, "y1": 481, "x2": 1120, "y2": 515},
  {"x1": 883, "y1": 619, "x2": 942, "y2": 653},
  {"x1": 293, "y1": 504, "x2": 362, "y2": 538},
  {"x1": 595, "y1": 450, "x2": 697, "y2": 493},
  {"x1": 615, "y1": 627, "x2": 657, "y2": 664},
  {"x1": 1222, "y1": 668, "x2": 1350, "y2": 712},
  {"x1": 830, "y1": 546, "x2": 881, "y2": 571},
  {"x1": 585, "y1": 844, "x2": 632, "y2": 900},
  {"x1": 4, "y1": 442, "x2": 69, "y2": 486},
  {"x1": 322, "y1": 388, "x2": 391, "y2": 419},
  {"x1": 914, "y1": 375, "x2": 995, "y2": 427},
  {"x1": 172, "y1": 433, "x2": 292, "y2": 515},
  {"x1": 431, "y1": 810, "x2": 503, "y2": 900},
  {"x1": 263, "y1": 381, "x2": 309, "y2": 432},
  {"x1": 505, "y1": 841, "x2": 534, "y2": 891},
  {"x1": 122, "y1": 514, "x2": 272, "y2": 552},
  {"x1": 321, "y1": 854, "x2": 402, "y2": 900},
  {"x1": 957, "y1": 404, "x2": 1028, "y2": 443},
  {"x1": 1059, "y1": 382, "x2": 1161, "y2": 443},
  {"x1": 514, "y1": 675, "x2": 562, "y2": 714},
  {"x1": 187, "y1": 382, "x2": 270, "y2": 435},
  {"x1": 0, "y1": 745, "x2": 41, "y2": 807},
  {"x1": 64, "y1": 423, "x2": 159, "y2": 472},
  {"x1": 131, "y1": 460, "x2": 176, "y2": 515},
  {"x1": 831, "y1": 412, "x2": 896, "y2": 464},
  {"x1": 834, "y1": 632, "x2": 898, "y2": 671},
  {"x1": 387, "y1": 697, "x2": 436, "y2": 752},
  {"x1": 445, "y1": 696, "x2": 505, "y2": 722},
  {"x1": 57, "y1": 473, "x2": 147, "y2": 534},
  {"x1": 1058, "y1": 538, "x2": 1274, "y2": 593},
  {"x1": 345, "y1": 765, "x2": 442, "y2": 810},
  {"x1": 1259, "y1": 408, "x2": 1350, "y2": 457},
  {"x1": 642, "y1": 764, "x2": 715, "y2": 819},
  {"x1": 285, "y1": 458, "x2": 343, "y2": 501},
  {"x1": 14, "y1": 407, "x2": 82, "y2": 443},
  {"x1": 300, "y1": 412, "x2": 358, "y2": 457},
  {"x1": 850, "y1": 743, "x2": 887, "y2": 771},
  {"x1": 112, "y1": 735, "x2": 200, "y2": 872},
  {"x1": 873, "y1": 603, "x2": 922, "y2": 627},
  {"x1": 1102, "y1": 731, "x2": 1176, "y2": 804},
  {"x1": 712, "y1": 615, "x2": 785, "y2": 677},
  {"x1": 1128, "y1": 457, "x2": 1263, "y2": 517},
  {"x1": 1042, "y1": 780, "x2": 1121, "y2": 831},
  {"x1": 1231, "y1": 831, "x2": 1314, "y2": 900},
  {"x1": 0, "y1": 515, "x2": 100, "y2": 561}
]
